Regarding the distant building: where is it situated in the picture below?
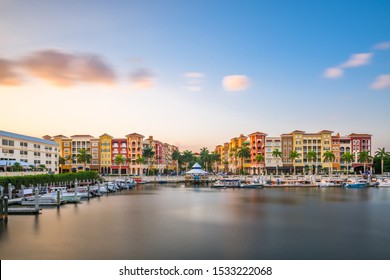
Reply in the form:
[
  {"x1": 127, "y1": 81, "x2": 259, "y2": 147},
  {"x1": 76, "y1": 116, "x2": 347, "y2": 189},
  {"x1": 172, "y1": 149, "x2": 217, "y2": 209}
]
[{"x1": 0, "y1": 130, "x2": 59, "y2": 173}]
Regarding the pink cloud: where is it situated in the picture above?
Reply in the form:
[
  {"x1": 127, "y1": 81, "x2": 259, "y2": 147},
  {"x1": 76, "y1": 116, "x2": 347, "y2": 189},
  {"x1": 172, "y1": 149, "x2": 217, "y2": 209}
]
[
  {"x1": 21, "y1": 49, "x2": 116, "y2": 87},
  {"x1": 341, "y1": 53, "x2": 373, "y2": 68},
  {"x1": 373, "y1": 42, "x2": 390, "y2": 50},
  {"x1": 0, "y1": 57, "x2": 23, "y2": 86},
  {"x1": 323, "y1": 67, "x2": 343, "y2": 79},
  {"x1": 222, "y1": 75, "x2": 250, "y2": 91},
  {"x1": 371, "y1": 74, "x2": 390, "y2": 90},
  {"x1": 130, "y1": 68, "x2": 154, "y2": 89}
]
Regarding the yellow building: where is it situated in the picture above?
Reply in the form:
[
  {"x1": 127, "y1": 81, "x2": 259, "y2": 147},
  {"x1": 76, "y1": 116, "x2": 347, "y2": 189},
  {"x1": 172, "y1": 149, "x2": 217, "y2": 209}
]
[{"x1": 99, "y1": 133, "x2": 113, "y2": 174}]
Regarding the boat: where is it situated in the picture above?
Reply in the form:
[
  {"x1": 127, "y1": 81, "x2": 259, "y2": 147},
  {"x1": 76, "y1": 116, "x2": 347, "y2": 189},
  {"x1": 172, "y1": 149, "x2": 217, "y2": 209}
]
[
  {"x1": 317, "y1": 179, "x2": 336, "y2": 188},
  {"x1": 241, "y1": 177, "x2": 264, "y2": 189},
  {"x1": 21, "y1": 194, "x2": 66, "y2": 206},
  {"x1": 241, "y1": 182, "x2": 263, "y2": 189},
  {"x1": 343, "y1": 180, "x2": 368, "y2": 189},
  {"x1": 49, "y1": 187, "x2": 82, "y2": 203},
  {"x1": 211, "y1": 179, "x2": 241, "y2": 188},
  {"x1": 377, "y1": 179, "x2": 390, "y2": 188}
]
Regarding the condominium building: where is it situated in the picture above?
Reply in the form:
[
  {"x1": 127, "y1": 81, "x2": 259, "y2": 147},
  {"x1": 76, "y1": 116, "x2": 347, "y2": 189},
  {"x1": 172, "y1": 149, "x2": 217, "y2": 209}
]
[
  {"x1": 264, "y1": 137, "x2": 282, "y2": 172},
  {"x1": 126, "y1": 133, "x2": 144, "y2": 175},
  {"x1": 111, "y1": 138, "x2": 128, "y2": 175},
  {"x1": 0, "y1": 130, "x2": 59, "y2": 173},
  {"x1": 99, "y1": 133, "x2": 113, "y2": 174}
]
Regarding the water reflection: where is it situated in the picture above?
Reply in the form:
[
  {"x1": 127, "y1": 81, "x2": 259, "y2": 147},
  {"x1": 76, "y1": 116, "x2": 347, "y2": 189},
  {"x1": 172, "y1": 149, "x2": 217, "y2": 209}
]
[{"x1": 0, "y1": 185, "x2": 389, "y2": 260}]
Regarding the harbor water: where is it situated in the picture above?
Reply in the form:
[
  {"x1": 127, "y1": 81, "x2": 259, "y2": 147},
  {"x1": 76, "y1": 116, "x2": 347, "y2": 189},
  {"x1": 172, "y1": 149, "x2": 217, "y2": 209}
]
[{"x1": 1, "y1": 184, "x2": 390, "y2": 260}]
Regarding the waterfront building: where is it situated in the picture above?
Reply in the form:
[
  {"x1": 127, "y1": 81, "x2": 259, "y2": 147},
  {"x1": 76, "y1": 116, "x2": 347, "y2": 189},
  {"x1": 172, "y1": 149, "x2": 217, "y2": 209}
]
[
  {"x1": 349, "y1": 133, "x2": 372, "y2": 172},
  {"x1": 0, "y1": 130, "x2": 59, "y2": 173},
  {"x1": 90, "y1": 138, "x2": 100, "y2": 172},
  {"x1": 332, "y1": 133, "x2": 341, "y2": 171},
  {"x1": 264, "y1": 136, "x2": 282, "y2": 173},
  {"x1": 339, "y1": 135, "x2": 352, "y2": 172},
  {"x1": 70, "y1": 135, "x2": 94, "y2": 171},
  {"x1": 281, "y1": 133, "x2": 293, "y2": 173},
  {"x1": 126, "y1": 133, "x2": 144, "y2": 174},
  {"x1": 248, "y1": 132, "x2": 267, "y2": 174},
  {"x1": 99, "y1": 133, "x2": 113, "y2": 174},
  {"x1": 228, "y1": 134, "x2": 248, "y2": 173},
  {"x1": 111, "y1": 138, "x2": 128, "y2": 175}
]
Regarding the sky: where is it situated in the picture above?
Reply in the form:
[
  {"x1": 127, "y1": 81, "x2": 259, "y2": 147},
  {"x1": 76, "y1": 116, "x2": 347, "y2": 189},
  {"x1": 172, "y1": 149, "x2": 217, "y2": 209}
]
[{"x1": 1, "y1": 0, "x2": 390, "y2": 152}]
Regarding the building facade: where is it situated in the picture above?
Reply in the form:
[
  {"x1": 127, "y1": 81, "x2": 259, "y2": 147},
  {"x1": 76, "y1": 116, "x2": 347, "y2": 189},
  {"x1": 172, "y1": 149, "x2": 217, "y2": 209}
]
[{"x1": 0, "y1": 130, "x2": 59, "y2": 173}]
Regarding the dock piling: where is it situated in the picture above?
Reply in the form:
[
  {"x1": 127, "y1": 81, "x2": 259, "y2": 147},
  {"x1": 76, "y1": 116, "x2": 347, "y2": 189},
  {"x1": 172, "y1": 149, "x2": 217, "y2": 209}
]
[
  {"x1": 0, "y1": 196, "x2": 4, "y2": 221},
  {"x1": 4, "y1": 196, "x2": 8, "y2": 222},
  {"x1": 8, "y1": 183, "x2": 13, "y2": 199},
  {"x1": 57, "y1": 190, "x2": 60, "y2": 207},
  {"x1": 34, "y1": 188, "x2": 39, "y2": 211}
]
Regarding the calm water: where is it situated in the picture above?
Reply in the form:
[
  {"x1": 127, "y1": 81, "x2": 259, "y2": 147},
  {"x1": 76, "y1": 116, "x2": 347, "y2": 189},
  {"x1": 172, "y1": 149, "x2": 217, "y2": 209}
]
[{"x1": 1, "y1": 184, "x2": 390, "y2": 260}]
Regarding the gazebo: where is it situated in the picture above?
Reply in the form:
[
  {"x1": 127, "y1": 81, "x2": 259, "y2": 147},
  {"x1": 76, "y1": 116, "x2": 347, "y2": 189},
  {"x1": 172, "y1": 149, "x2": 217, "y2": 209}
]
[
  {"x1": 186, "y1": 163, "x2": 208, "y2": 175},
  {"x1": 186, "y1": 163, "x2": 208, "y2": 183}
]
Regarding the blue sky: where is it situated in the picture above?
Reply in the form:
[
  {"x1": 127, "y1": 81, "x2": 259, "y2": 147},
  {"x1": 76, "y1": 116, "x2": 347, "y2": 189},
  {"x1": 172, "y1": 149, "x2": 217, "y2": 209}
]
[{"x1": 1, "y1": 0, "x2": 390, "y2": 151}]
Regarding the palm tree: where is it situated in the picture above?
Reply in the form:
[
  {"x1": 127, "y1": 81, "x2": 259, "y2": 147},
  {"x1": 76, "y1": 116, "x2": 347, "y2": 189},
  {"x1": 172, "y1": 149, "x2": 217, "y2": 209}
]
[
  {"x1": 12, "y1": 162, "x2": 22, "y2": 172},
  {"x1": 38, "y1": 164, "x2": 47, "y2": 171},
  {"x1": 76, "y1": 148, "x2": 92, "y2": 171},
  {"x1": 200, "y1": 147, "x2": 210, "y2": 170},
  {"x1": 323, "y1": 151, "x2": 336, "y2": 175},
  {"x1": 358, "y1": 151, "x2": 373, "y2": 173},
  {"x1": 289, "y1": 150, "x2": 300, "y2": 175},
  {"x1": 341, "y1": 151, "x2": 354, "y2": 174},
  {"x1": 171, "y1": 150, "x2": 182, "y2": 174},
  {"x1": 58, "y1": 156, "x2": 66, "y2": 173},
  {"x1": 135, "y1": 155, "x2": 147, "y2": 175},
  {"x1": 114, "y1": 154, "x2": 126, "y2": 178},
  {"x1": 236, "y1": 142, "x2": 251, "y2": 174},
  {"x1": 375, "y1": 148, "x2": 390, "y2": 175},
  {"x1": 272, "y1": 148, "x2": 282, "y2": 175},
  {"x1": 307, "y1": 150, "x2": 317, "y2": 174},
  {"x1": 229, "y1": 147, "x2": 238, "y2": 174},
  {"x1": 182, "y1": 150, "x2": 194, "y2": 171},
  {"x1": 254, "y1": 153, "x2": 265, "y2": 175},
  {"x1": 142, "y1": 146, "x2": 155, "y2": 175},
  {"x1": 210, "y1": 152, "x2": 221, "y2": 173}
]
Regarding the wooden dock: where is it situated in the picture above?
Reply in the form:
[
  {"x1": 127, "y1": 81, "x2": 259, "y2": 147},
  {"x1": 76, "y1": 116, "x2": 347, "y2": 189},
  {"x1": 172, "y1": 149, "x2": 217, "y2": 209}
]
[{"x1": 8, "y1": 207, "x2": 40, "y2": 215}]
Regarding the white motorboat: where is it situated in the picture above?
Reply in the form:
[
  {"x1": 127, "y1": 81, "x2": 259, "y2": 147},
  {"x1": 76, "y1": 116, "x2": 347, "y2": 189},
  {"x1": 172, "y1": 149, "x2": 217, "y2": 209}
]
[
  {"x1": 49, "y1": 187, "x2": 82, "y2": 203},
  {"x1": 21, "y1": 194, "x2": 66, "y2": 206}
]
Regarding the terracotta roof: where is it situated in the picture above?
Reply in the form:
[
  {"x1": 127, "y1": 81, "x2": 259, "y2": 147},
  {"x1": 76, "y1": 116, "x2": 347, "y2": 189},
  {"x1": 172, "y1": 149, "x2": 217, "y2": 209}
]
[
  {"x1": 70, "y1": 135, "x2": 95, "y2": 138},
  {"x1": 126, "y1": 133, "x2": 144, "y2": 138},
  {"x1": 348, "y1": 133, "x2": 372, "y2": 137},
  {"x1": 53, "y1": 135, "x2": 68, "y2": 138},
  {"x1": 99, "y1": 133, "x2": 113, "y2": 138},
  {"x1": 290, "y1": 130, "x2": 305, "y2": 134},
  {"x1": 318, "y1": 130, "x2": 334, "y2": 133},
  {"x1": 248, "y1": 131, "x2": 267, "y2": 136}
]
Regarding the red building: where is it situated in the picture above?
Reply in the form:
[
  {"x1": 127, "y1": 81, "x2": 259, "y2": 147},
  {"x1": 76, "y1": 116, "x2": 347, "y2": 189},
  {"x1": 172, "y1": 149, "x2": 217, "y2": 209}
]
[
  {"x1": 348, "y1": 133, "x2": 372, "y2": 172},
  {"x1": 111, "y1": 138, "x2": 128, "y2": 175}
]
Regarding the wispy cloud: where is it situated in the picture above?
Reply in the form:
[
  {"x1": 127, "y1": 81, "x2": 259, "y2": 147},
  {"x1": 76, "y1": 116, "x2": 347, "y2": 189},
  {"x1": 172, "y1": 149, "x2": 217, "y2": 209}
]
[
  {"x1": 323, "y1": 67, "x2": 343, "y2": 78},
  {"x1": 130, "y1": 68, "x2": 154, "y2": 89},
  {"x1": 222, "y1": 75, "x2": 250, "y2": 91},
  {"x1": 0, "y1": 57, "x2": 23, "y2": 86},
  {"x1": 371, "y1": 74, "x2": 390, "y2": 90},
  {"x1": 21, "y1": 49, "x2": 116, "y2": 87},
  {"x1": 323, "y1": 53, "x2": 372, "y2": 79},
  {"x1": 340, "y1": 53, "x2": 373, "y2": 68},
  {"x1": 373, "y1": 41, "x2": 390, "y2": 50},
  {"x1": 183, "y1": 72, "x2": 205, "y2": 92}
]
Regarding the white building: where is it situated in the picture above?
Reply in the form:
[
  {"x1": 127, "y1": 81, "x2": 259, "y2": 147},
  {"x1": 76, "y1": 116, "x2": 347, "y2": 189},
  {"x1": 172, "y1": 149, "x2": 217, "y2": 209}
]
[
  {"x1": 0, "y1": 130, "x2": 59, "y2": 173},
  {"x1": 264, "y1": 137, "x2": 282, "y2": 171}
]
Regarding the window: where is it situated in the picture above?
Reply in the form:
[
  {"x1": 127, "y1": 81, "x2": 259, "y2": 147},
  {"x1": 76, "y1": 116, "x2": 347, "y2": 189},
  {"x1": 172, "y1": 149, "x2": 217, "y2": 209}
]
[
  {"x1": 20, "y1": 142, "x2": 28, "y2": 147},
  {"x1": 2, "y1": 139, "x2": 14, "y2": 146},
  {"x1": 34, "y1": 152, "x2": 41, "y2": 156},
  {"x1": 2, "y1": 149, "x2": 14, "y2": 154},
  {"x1": 64, "y1": 142, "x2": 70, "y2": 147},
  {"x1": 20, "y1": 150, "x2": 28, "y2": 156},
  {"x1": 34, "y1": 144, "x2": 41, "y2": 149},
  {"x1": 92, "y1": 142, "x2": 98, "y2": 147}
]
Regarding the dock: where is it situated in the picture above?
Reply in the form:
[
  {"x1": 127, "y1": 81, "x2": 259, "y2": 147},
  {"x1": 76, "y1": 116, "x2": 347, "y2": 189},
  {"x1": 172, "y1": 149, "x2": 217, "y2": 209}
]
[{"x1": 8, "y1": 207, "x2": 40, "y2": 215}]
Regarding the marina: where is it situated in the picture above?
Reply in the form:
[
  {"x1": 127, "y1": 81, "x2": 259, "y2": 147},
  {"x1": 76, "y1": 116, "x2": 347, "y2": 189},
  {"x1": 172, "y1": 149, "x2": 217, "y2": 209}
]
[{"x1": 1, "y1": 183, "x2": 390, "y2": 260}]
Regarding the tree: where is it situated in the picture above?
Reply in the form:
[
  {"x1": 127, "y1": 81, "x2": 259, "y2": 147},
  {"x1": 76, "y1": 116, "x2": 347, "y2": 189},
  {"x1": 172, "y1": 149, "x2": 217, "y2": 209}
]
[
  {"x1": 237, "y1": 142, "x2": 251, "y2": 174},
  {"x1": 38, "y1": 164, "x2": 47, "y2": 171},
  {"x1": 171, "y1": 150, "x2": 182, "y2": 173},
  {"x1": 289, "y1": 150, "x2": 300, "y2": 175},
  {"x1": 12, "y1": 162, "x2": 23, "y2": 172},
  {"x1": 254, "y1": 153, "x2": 265, "y2": 175},
  {"x1": 200, "y1": 147, "x2": 210, "y2": 170},
  {"x1": 181, "y1": 150, "x2": 194, "y2": 171},
  {"x1": 323, "y1": 151, "x2": 335, "y2": 175},
  {"x1": 210, "y1": 152, "x2": 221, "y2": 173},
  {"x1": 341, "y1": 151, "x2": 354, "y2": 174},
  {"x1": 76, "y1": 148, "x2": 92, "y2": 171},
  {"x1": 229, "y1": 147, "x2": 238, "y2": 174},
  {"x1": 58, "y1": 157, "x2": 66, "y2": 173},
  {"x1": 358, "y1": 151, "x2": 373, "y2": 173},
  {"x1": 142, "y1": 146, "x2": 155, "y2": 175},
  {"x1": 307, "y1": 150, "x2": 317, "y2": 175},
  {"x1": 272, "y1": 148, "x2": 282, "y2": 175},
  {"x1": 375, "y1": 148, "x2": 390, "y2": 175},
  {"x1": 114, "y1": 154, "x2": 126, "y2": 178},
  {"x1": 135, "y1": 155, "x2": 147, "y2": 175}
]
